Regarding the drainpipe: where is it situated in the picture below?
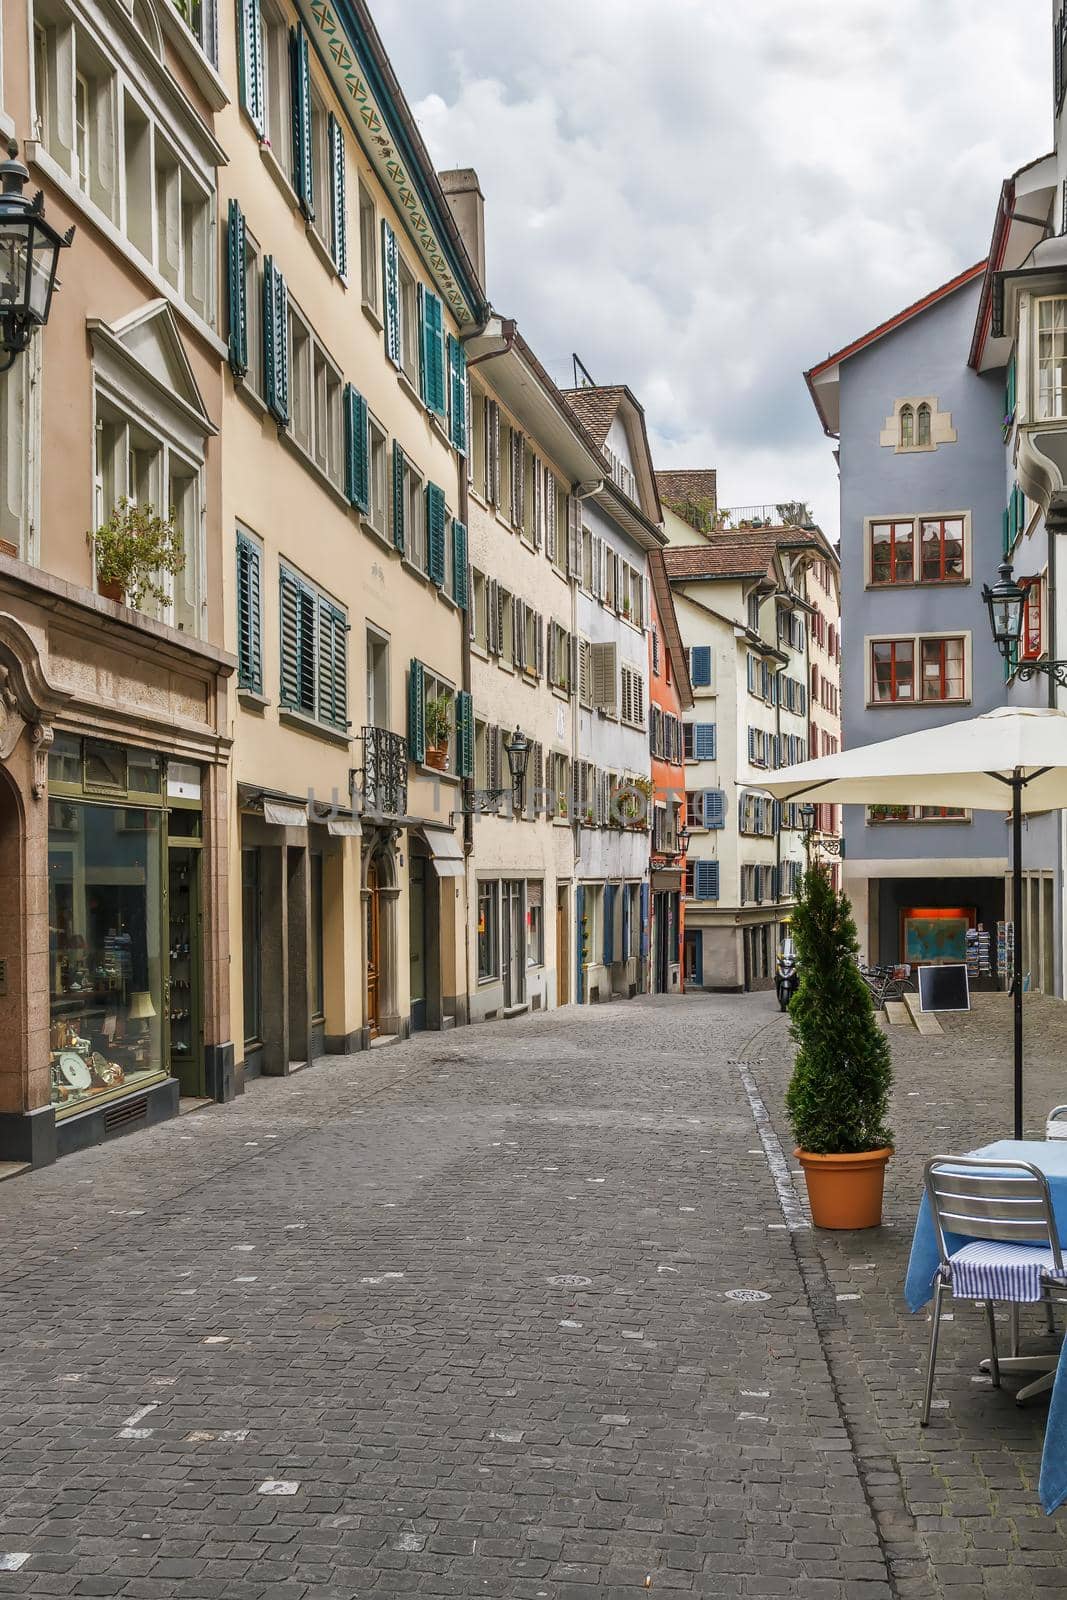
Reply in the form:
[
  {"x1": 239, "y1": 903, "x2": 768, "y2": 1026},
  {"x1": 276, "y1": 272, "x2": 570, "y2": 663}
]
[{"x1": 459, "y1": 439, "x2": 474, "y2": 1023}]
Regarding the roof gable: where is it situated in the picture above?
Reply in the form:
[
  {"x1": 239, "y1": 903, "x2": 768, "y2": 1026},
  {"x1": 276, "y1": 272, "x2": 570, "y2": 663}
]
[{"x1": 559, "y1": 384, "x2": 662, "y2": 523}]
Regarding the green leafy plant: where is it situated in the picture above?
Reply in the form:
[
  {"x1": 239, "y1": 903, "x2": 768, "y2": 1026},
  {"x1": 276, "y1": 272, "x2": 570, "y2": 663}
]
[
  {"x1": 424, "y1": 691, "x2": 453, "y2": 748},
  {"x1": 88, "y1": 498, "x2": 185, "y2": 610},
  {"x1": 785, "y1": 864, "x2": 893, "y2": 1154}
]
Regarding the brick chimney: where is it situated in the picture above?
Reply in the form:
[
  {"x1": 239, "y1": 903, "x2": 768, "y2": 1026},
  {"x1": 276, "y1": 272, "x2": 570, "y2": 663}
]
[{"x1": 438, "y1": 168, "x2": 486, "y2": 292}]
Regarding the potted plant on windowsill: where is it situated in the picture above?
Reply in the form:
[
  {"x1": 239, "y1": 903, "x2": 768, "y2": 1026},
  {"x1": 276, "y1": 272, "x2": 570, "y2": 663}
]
[
  {"x1": 424, "y1": 692, "x2": 453, "y2": 772},
  {"x1": 786, "y1": 863, "x2": 893, "y2": 1229},
  {"x1": 88, "y1": 497, "x2": 185, "y2": 610}
]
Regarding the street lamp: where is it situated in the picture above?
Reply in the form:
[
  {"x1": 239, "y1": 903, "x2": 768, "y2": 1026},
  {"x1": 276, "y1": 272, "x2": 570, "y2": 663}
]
[
  {"x1": 503, "y1": 725, "x2": 531, "y2": 808},
  {"x1": 0, "y1": 139, "x2": 74, "y2": 373},
  {"x1": 983, "y1": 557, "x2": 1067, "y2": 686}
]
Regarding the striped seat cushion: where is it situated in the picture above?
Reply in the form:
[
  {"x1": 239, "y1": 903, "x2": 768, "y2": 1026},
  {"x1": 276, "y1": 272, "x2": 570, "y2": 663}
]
[{"x1": 948, "y1": 1240, "x2": 1067, "y2": 1302}]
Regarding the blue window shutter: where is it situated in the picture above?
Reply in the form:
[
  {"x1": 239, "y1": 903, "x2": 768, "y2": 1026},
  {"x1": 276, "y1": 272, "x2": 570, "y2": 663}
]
[
  {"x1": 575, "y1": 885, "x2": 586, "y2": 1003},
  {"x1": 407, "y1": 658, "x2": 425, "y2": 763},
  {"x1": 452, "y1": 520, "x2": 468, "y2": 609},
  {"x1": 236, "y1": 533, "x2": 262, "y2": 694},
  {"x1": 694, "y1": 723, "x2": 716, "y2": 761},
  {"x1": 621, "y1": 884, "x2": 630, "y2": 960},
  {"x1": 640, "y1": 882, "x2": 649, "y2": 960},
  {"x1": 237, "y1": 0, "x2": 264, "y2": 134},
  {"x1": 392, "y1": 441, "x2": 405, "y2": 553},
  {"x1": 420, "y1": 289, "x2": 446, "y2": 415},
  {"x1": 456, "y1": 690, "x2": 473, "y2": 779},
  {"x1": 290, "y1": 24, "x2": 313, "y2": 220},
  {"x1": 703, "y1": 789, "x2": 725, "y2": 829},
  {"x1": 328, "y1": 112, "x2": 347, "y2": 276},
  {"x1": 226, "y1": 199, "x2": 248, "y2": 378},
  {"x1": 382, "y1": 221, "x2": 401, "y2": 367},
  {"x1": 603, "y1": 884, "x2": 616, "y2": 963},
  {"x1": 448, "y1": 334, "x2": 467, "y2": 452},
  {"x1": 694, "y1": 860, "x2": 720, "y2": 901},
  {"x1": 690, "y1": 645, "x2": 711, "y2": 687},
  {"x1": 263, "y1": 257, "x2": 289, "y2": 425},
  {"x1": 426, "y1": 482, "x2": 446, "y2": 585},
  {"x1": 343, "y1": 384, "x2": 369, "y2": 512}
]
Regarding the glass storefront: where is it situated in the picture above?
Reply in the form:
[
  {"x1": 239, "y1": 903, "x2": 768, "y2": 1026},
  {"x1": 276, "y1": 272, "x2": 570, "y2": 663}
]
[{"x1": 47, "y1": 732, "x2": 205, "y2": 1113}]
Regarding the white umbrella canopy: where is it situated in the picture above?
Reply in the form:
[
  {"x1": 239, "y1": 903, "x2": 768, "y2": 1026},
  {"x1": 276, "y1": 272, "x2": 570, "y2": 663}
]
[{"x1": 761, "y1": 706, "x2": 1067, "y2": 813}]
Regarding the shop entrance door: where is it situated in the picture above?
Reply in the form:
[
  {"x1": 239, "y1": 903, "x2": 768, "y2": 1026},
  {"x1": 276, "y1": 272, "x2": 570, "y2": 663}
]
[
  {"x1": 167, "y1": 844, "x2": 204, "y2": 1097},
  {"x1": 366, "y1": 860, "x2": 381, "y2": 1036},
  {"x1": 502, "y1": 878, "x2": 525, "y2": 1008},
  {"x1": 556, "y1": 886, "x2": 569, "y2": 1006},
  {"x1": 654, "y1": 892, "x2": 670, "y2": 993},
  {"x1": 409, "y1": 853, "x2": 427, "y2": 1032}
]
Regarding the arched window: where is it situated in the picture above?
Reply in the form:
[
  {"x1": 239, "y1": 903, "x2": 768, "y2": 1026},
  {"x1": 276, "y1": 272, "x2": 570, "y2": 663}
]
[
  {"x1": 899, "y1": 404, "x2": 915, "y2": 448},
  {"x1": 917, "y1": 403, "x2": 931, "y2": 446}
]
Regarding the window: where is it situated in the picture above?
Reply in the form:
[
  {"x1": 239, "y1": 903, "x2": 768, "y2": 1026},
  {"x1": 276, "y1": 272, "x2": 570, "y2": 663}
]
[
  {"x1": 747, "y1": 592, "x2": 761, "y2": 632},
  {"x1": 260, "y1": 0, "x2": 291, "y2": 177},
  {"x1": 526, "y1": 881, "x2": 544, "y2": 967},
  {"x1": 867, "y1": 804, "x2": 969, "y2": 823},
  {"x1": 367, "y1": 414, "x2": 388, "y2": 537},
  {"x1": 155, "y1": 133, "x2": 212, "y2": 318},
  {"x1": 870, "y1": 516, "x2": 965, "y2": 585},
  {"x1": 279, "y1": 564, "x2": 349, "y2": 732},
  {"x1": 239, "y1": 224, "x2": 263, "y2": 397},
  {"x1": 620, "y1": 664, "x2": 645, "y2": 727},
  {"x1": 899, "y1": 404, "x2": 914, "y2": 448},
  {"x1": 546, "y1": 621, "x2": 571, "y2": 691},
  {"x1": 366, "y1": 627, "x2": 389, "y2": 728},
  {"x1": 477, "y1": 881, "x2": 499, "y2": 980},
  {"x1": 403, "y1": 458, "x2": 426, "y2": 572},
  {"x1": 406, "y1": 661, "x2": 459, "y2": 770},
  {"x1": 870, "y1": 520, "x2": 913, "y2": 585},
  {"x1": 916, "y1": 403, "x2": 931, "y2": 446},
  {"x1": 177, "y1": 0, "x2": 218, "y2": 64},
  {"x1": 1021, "y1": 577, "x2": 1043, "y2": 661},
  {"x1": 0, "y1": 342, "x2": 39, "y2": 563},
  {"x1": 286, "y1": 304, "x2": 344, "y2": 489},
  {"x1": 309, "y1": 89, "x2": 330, "y2": 248},
  {"x1": 398, "y1": 256, "x2": 419, "y2": 389},
  {"x1": 589, "y1": 642, "x2": 618, "y2": 713},
  {"x1": 359, "y1": 180, "x2": 377, "y2": 309},
  {"x1": 871, "y1": 636, "x2": 965, "y2": 705},
  {"x1": 34, "y1": 7, "x2": 118, "y2": 221},
  {"x1": 1037, "y1": 297, "x2": 1067, "y2": 420}
]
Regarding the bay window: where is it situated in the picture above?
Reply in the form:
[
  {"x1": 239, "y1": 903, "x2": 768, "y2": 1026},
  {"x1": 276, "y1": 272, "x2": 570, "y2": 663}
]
[{"x1": 1037, "y1": 296, "x2": 1067, "y2": 420}]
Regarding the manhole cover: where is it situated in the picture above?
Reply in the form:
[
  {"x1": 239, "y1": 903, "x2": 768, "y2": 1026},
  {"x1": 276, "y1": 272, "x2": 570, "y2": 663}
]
[
  {"x1": 724, "y1": 1288, "x2": 771, "y2": 1303},
  {"x1": 547, "y1": 1274, "x2": 592, "y2": 1287}
]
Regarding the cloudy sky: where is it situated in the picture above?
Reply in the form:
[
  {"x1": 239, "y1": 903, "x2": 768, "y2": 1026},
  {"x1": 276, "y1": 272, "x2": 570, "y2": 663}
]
[{"x1": 372, "y1": 2, "x2": 1049, "y2": 537}]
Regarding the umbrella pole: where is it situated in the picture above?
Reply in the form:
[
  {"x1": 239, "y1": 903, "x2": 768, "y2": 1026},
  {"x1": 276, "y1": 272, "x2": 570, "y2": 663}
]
[{"x1": 1012, "y1": 773, "x2": 1023, "y2": 1141}]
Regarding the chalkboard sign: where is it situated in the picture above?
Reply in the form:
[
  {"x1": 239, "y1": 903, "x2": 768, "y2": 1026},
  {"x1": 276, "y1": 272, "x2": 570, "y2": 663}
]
[{"x1": 918, "y1": 963, "x2": 970, "y2": 1013}]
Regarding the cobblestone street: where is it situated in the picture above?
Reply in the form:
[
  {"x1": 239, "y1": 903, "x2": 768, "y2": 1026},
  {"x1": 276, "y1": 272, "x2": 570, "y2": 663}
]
[{"x1": 0, "y1": 991, "x2": 1065, "y2": 1597}]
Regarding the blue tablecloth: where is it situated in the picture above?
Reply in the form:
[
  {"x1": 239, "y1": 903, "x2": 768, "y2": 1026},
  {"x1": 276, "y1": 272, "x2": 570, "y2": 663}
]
[{"x1": 904, "y1": 1139, "x2": 1067, "y2": 1515}]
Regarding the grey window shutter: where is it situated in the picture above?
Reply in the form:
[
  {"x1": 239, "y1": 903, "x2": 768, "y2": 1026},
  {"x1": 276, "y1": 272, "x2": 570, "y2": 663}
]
[
  {"x1": 567, "y1": 496, "x2": 582, "y2": 576},
  {"x1": 532, "y1": 457, "x2": 543, "y2": 548},
  {"x1": 545, "y1": 475, "x2": 557, "y2": 562},
  {"x1": 226, "y1": 198, "x2": 248, "y2": 378},
  {"x1": 343, "y1": 383, "x2": 368, "y2": 512},
  {"x1": 290, "y1": 24, "x2": 313, "y2": 220},
  {"x1": 328, "y1": 112, "x2": 347, "y2": 276},
  {"x1": 382, "y1": 221, "x2": 401, "y2": 367},
  {"x1": 535, "y1": 613, "x2": 544, "y2": 678},
  {"x1": 569, "y1": 633, "x2": 579, "y2": 694},
  {"x1": 237, "y1": 0, "x2": 264, "y2": 135},
  {"x1": 547, "y1": 624, "x2": 557, "y2": 686}
]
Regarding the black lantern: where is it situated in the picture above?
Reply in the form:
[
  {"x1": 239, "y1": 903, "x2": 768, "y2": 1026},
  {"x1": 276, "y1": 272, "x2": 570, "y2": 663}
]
[
  {"x1": 503, "y1": 725, "x2": 531, "y2": 803},
  {"x1": 0, "y1": 139, "x2": 74, "y2": 373},
  {"x1": 801, "y1": 801, "x2": 815, "y2": 832},
  {"x1": 982, "y1": 559, "x2": 1026, "y2": 660}
]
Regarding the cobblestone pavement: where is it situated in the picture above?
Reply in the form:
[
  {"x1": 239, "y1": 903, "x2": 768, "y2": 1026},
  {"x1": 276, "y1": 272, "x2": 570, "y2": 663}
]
[
  {"x1": 0, "y1": 995, "x2": 895, "y2": 1599},
  {"x1": 743, "y1": 988, "x2": 1067, "y2": 1599}
]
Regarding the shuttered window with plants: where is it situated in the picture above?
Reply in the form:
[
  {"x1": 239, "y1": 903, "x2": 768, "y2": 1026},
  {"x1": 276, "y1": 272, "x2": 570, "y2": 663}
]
[
  {"x1": 279, "y1": 566, "x2": 349, "y2": 733},
  {"x1": 235, "y1": 531, "x2": 262, "y2": 694}
]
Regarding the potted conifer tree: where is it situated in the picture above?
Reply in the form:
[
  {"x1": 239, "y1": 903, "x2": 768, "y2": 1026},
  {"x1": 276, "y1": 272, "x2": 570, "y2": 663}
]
[{"x1": 785, "y1": 862, "x2": 893, "y2": 1228}]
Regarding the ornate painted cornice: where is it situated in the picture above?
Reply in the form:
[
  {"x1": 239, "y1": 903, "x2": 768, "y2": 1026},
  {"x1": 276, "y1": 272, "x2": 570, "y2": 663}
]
[{"x1": 304, "y1": 0, "x2": 484, "y2": 325}]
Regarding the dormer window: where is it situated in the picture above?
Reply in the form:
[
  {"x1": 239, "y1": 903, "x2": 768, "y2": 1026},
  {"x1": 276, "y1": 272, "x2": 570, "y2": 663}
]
[{"x1": 899, "y1": 405, "x2": 914, "y2": 449}]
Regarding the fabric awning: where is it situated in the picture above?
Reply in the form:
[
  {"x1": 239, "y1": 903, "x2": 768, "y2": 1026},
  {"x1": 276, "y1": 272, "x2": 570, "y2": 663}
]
[
  {"x1": 421, "y1": 826, "x2": 465, "y2": 878},
  {"x1": 263, "y1": 799, "x2": 308, "y2": 828},
  {"x1": 326, "y1": 816, "x2": 362, "y2": 837}
]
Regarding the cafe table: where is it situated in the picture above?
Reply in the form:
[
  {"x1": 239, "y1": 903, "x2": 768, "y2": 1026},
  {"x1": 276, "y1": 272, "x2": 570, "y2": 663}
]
[{"x1": 904, "y1": 1139, "x2": 1067, "y2": 1515}]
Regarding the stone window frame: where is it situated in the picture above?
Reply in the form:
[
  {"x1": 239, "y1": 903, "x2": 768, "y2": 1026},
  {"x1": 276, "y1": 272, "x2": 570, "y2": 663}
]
[{"x1": 879, "y1": 396, "x2": 957, "y2": 453}]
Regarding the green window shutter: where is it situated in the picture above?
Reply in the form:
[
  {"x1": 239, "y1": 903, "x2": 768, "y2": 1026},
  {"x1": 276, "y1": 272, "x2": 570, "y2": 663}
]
[
  {"x1": 343, "y1": 383, "x2": 369, "y2": 512},
  {"x1": 236, "y1": 533, "x2": 262, "y2": 694},
  {"x1": 1002, "y1": 505, "x2": 1010, "y2": 556},
  {"x1": 419, "y1": 289, "x2": 446, "y2": 415},
  {"x1": 290, "y1": 24, "x2": 314, "y2": 221},
  {"x1": 295, "y1": 585, "x2": 316, "y2": 713},
  {"x1": 407, "y1": 658, "x2": 426, "y2": 763},
  {"x1": 382, "y1": 221, "x2": 401, "y2": 367},
  {"x1": 237, "y1": 0, "x2": 264, "y2": 135},
  {"x1": 279, "y1": 567, "x2": 302, "y2": 709},
  {"x1": 392, "y1": 440, "x2": 405, "y2": 553},
  {"x1": 1006, "y1": 353, "x2": 1017, "y2": 419},
  {"x1": 456, "y1": 690, "x2": 473, "y2": 779},
  {"x1": 317, "y1": 596, "x2": 350, "y2": 731},
  {"x1": 263, "y1": 256, "x2": 289, "y2": 425},
  {"x1": 226, "y1": 199, "x2": 248, "y2": 378},
  {"x1": 451, "y1": 519, "x2": 468, "y2": 610},
  {"x1": 448, "y1": 334, "x2": 467, "y2": 452},
  {"x1": 328, "y1": 112, "x2": 347, "y2": 276},
  {"x1": 426, "y1": 482, "x2": 446, "y2": 585}
]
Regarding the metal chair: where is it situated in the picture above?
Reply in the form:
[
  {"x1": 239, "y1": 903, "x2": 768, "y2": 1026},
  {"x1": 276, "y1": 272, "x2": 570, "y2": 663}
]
[{"x1": 921, "y1": 1156, "x2": 1065, "y2": 1425}]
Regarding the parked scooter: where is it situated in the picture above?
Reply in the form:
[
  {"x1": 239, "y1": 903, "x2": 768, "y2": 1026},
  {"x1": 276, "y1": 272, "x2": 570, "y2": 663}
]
[{"x1": 775, "y1": 935, "x2": 799, "y2": 1012}]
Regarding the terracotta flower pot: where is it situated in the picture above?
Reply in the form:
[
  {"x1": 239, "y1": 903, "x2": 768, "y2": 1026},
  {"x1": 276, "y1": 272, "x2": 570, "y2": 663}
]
[
  {"x1": 795, "y1": 1146, "x2": 892, "y2": 1229},
  {"x1": 424, "y1": 744, "x2": 449, "y2": 772},
  {"x1": 97, "y1": 578, "x2": 125, "y2": 604}
]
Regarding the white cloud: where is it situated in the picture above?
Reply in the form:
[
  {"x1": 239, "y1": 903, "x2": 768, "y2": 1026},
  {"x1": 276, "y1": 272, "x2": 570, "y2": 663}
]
[{"x1": 372, "y1": 0, "x2": 1050, "y2": 536}]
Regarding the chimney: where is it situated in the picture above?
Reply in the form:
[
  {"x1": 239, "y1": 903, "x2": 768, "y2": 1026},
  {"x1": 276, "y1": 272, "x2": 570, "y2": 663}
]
[{"x1": 438, "y1": 168, "x2": 486, "y2": 292}]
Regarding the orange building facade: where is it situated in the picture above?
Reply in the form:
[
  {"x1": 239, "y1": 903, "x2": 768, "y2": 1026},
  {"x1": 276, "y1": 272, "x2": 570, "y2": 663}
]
[{"x1": 647, "y1": 549, "x2": 693, "y2": 992}]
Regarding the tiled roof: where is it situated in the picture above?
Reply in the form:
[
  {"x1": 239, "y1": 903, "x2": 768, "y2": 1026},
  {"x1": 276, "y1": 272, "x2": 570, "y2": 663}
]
[
  {"x1": 655, "y1": 469, "x2": 718, "y2": 508},
  {"x1": 663, "y1": 527, "x2": 816, "y2": 582},
  {"x1": 558, "y1": 385, "x2": 626, "y2": 448}
]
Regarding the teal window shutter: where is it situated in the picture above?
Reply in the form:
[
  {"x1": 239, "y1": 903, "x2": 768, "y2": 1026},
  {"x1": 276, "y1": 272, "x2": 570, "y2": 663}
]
[
  {"x1": 263, "y1": 256, "x2": 289, "y2": 425},
  {"x1": 419, "y1": 289, "x2": 446, "y2": 415},
  {"x1": 703, "y1": 789, "x2": 726, "y2": 829},
  {"x1": 317, "y1": 596, "x2": 350, "y2": 731},
  {"x1": 1006, "y1": 353, "x2": 1017, "y2": 419},
  {"x1": 237, "y1": 0, "x2": 264, "y2": 135},
  {"x1": 382, "y1": 221, "x2": 401, "y2": 367},
  {"x1": 226, "y1": 199, "x2": 248, "y2": 378},
  {"x1": 407, "y1": 658, "x2": 425, "y2": 762},
  {"x1": 343, "y1": 383, "x2": 369, "y2": 512},
  {"x1": 328, "y1": 112, "x2": 347, "y2": 276},
  {"x1": 392, "y1": 441, "x2": 405, "y2": 553},
  {"x1": 279, "y1": 567, "x2": 304, "y2": 709},
  {"x1": 451, "y1": 520, "x2": 468, "y2": 609},
  {"x1": 236, "y1": 533, "x2": 262, "y2": 693},
  {"x1": 448, "y1": 334, "x2": 467, "y2": 452},
  {"x1": 456, "y1": 689, "x2": 473, "y2": 778},
  {"x1": 290, "y1": 24, "x2": 314, "y2": 221},
  {"x1": 426, "y1": 482, "x2": 446, "y2": 585},
  {"x1": 1002, "y1": 505, "x2": 1010, "y2": 556},
  {"x1": 693, "y1": 723, "x2": 716, "y2": 761}
]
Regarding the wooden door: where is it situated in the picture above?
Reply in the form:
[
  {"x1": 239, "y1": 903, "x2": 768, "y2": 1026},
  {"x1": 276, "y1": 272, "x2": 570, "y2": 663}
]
[
  {"x1": 556, "y1": 887, "x2": 569, "y2": 1006},
  {"x1": 366, "y1": 861, "x2": 380, "y2": 1034}
]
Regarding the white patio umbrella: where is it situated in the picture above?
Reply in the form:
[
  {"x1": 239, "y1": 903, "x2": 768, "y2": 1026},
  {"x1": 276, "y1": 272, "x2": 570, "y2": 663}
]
[{"x1": 762, "y1": 706, "x2": 1067, "y2": 1138}]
